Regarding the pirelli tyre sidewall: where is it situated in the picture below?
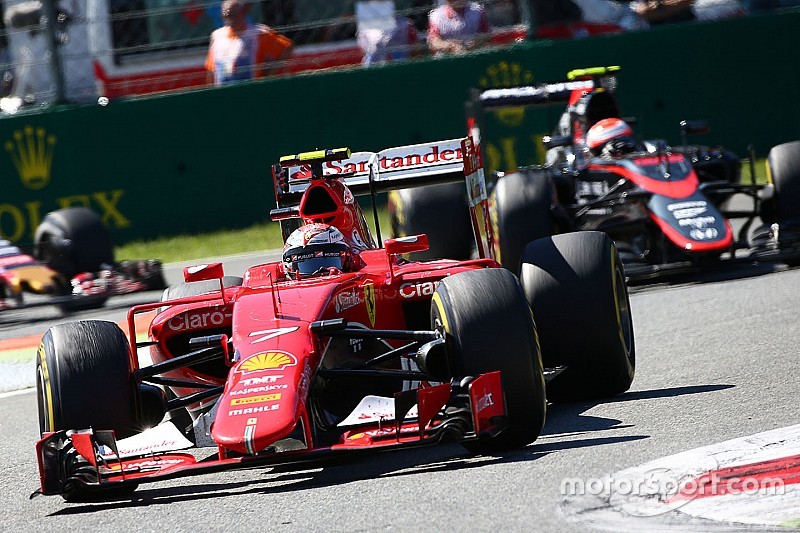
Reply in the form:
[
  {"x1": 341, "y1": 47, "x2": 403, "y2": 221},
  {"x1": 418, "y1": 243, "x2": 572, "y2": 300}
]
[
  {"x1": 520, "y1": 231, "x2": 635, "y2": 401},
  {"x1": 431, "y1": 268, "x2": 546, "y2": 452},
  {"x1": 491, "y1": 169, "x2": 555, "y2": 274},
  {"x1": 36, "y1": 320, "x2": 138, "y2": 439},
  {"x1": 388, "y1": 182, "x2": 473, "y2": 261}
]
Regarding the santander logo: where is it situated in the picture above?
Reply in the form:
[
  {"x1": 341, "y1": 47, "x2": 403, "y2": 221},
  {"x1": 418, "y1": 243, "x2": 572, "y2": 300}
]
[{"x1": 290, "y1": 141, "x2": 464, "y2": 178}]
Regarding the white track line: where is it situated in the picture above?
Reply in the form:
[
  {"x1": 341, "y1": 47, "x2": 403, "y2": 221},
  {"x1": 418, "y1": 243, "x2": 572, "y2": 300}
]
[{"x1": 0, "y1": 387, "x2": 34, "y2": 399}]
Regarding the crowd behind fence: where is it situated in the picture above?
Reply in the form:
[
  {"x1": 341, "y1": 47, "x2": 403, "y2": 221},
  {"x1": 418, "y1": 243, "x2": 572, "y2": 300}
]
[{"x1": 0, "y1": 0, "x2": 796, "y2": 114}]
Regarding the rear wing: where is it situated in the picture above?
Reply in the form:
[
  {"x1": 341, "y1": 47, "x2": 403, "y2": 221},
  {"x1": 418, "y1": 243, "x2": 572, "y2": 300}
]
[
  {"x1": 272, "y1": 139, "x2": 466, "y2": 206},
  {"x1": 271, "y1": 138, "x2": 495, "y2": 259},
  {"x1": 471, "y1": 65, "x2": 619, "y2": 109}
]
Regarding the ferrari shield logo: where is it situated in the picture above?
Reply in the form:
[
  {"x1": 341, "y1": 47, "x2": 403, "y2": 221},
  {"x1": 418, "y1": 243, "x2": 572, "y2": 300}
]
[{"x1": 363, "y1": 282, "x2": 376, "y2": 326}]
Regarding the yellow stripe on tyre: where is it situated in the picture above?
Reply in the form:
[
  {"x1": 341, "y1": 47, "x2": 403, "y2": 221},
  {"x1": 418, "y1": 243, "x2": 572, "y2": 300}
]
[
  {"x1": 431, "y1": 292, "x2": 450, "y2": 333},
  {"x1": 37, "y1": 342, "x2": 55, "y2": 431}
]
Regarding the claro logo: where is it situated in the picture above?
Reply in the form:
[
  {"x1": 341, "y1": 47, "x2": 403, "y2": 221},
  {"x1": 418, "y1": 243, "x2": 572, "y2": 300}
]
[
  {"x1": 399, "y1": 281, "x2": 439, "y2": 299},
  {"x1": 167, "y1": 309, "x2": 232, "y2": 331}
]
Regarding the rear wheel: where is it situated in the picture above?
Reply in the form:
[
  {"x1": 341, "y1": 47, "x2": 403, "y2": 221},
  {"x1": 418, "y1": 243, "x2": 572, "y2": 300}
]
[
  {"x1": 388, "y1": 182, "x2": 473, "y2": 261},
  {"x1": 35, "y1": 207, "x2": 114, "y2": 310},
  {"x1": 765, "y1": 141, "x2": 800, "y2": 222},
  {"x1": 491, "y1": 169, "x2": 555, "y2": 273},
  {"x1": 34, "y1": 207, "x2": 114, "y2": 278},
  {"x1": 431, "y1": 268, "x2": 546, "y2": 452},
  {"x1": 519, "y1": 231, "x2": 635, "y2": 401}
]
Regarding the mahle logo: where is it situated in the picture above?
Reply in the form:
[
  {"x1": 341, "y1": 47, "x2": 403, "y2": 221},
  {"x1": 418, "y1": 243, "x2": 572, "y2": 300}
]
[{"x1": 5, "y1": 126, "x2": 56, "y2": 190}]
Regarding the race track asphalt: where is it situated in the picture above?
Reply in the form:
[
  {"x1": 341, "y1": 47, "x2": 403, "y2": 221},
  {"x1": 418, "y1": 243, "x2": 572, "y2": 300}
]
[{"x1": 2, "y1": 253, "x2": 799, "y2": 532}]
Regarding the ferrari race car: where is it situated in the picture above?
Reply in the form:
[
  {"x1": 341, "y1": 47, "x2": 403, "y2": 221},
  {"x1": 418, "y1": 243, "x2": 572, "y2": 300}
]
[
  {"x1": 390, "y1": 66, "x2": 800, "y2": 279},
  {"x1": 0, "y1": 207, "x2": 165, "y2": 311},
  {"x1": 33, "y1": 138, "x2": 634, "y2": 500}
]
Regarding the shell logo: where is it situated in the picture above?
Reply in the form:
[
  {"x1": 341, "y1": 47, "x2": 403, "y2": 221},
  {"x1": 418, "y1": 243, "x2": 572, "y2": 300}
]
[{"x1": 239, "y1": 351, "x2": 297, "y2": 373}]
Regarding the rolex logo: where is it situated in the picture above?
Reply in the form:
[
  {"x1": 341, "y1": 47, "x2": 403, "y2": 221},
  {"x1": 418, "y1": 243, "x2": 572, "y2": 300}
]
[
  {"x1": 5, "y1": 126, "x2": 56, "y2": 190},
  {"x1": 478, "y1": 61, "x2": 534, "y2": 89}
]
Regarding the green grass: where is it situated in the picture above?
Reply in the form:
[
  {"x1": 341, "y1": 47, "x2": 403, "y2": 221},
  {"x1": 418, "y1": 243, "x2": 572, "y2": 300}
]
[{"x1": 116, "y1": 205, "x2": 392, "y2": 264}]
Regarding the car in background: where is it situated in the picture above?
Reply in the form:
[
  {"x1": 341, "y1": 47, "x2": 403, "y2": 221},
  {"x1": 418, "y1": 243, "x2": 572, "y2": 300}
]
[
  {"x1": 0, "y1": 206, "x2": 165, "y2": 311},
  {"x1": 390, "y1": 66, "x2": 800, "y2": 280}
]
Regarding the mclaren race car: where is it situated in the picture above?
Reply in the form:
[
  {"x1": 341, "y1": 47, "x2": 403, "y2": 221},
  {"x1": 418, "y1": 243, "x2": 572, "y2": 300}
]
[
  {"x1": 0, "y1": 207, "x2": 165, "y2": 311},
  {"x1": 33, "y1": 138, "x2": 634, "y2": 500},
  {"x1": 390, "y1": 66, "x2": 800, "y2": 279}
]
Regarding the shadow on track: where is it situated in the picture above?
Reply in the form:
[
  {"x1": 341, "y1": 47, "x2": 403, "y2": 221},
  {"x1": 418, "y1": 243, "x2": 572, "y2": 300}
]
[
  {"x1": 48, "y1": 437, "x2": 648, "y2": 515},
  {"x1": 45, "y1": 385, "x2": 731, "y2": 515},
  {"x1": 628, "y1": 261, "x2": 787, "y2": 294},
  {"x1": 542, "y1": 384, "x2": 735, "y2": 437}
]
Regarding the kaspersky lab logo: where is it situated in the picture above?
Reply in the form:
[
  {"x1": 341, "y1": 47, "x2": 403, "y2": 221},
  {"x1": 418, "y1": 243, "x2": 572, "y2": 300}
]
[{"x1": 5, "y1": 126, "x2": 56, "y2": 190}]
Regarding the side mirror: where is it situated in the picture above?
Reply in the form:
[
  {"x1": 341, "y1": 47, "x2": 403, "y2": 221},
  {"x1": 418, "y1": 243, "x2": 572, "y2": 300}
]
[
  {"x1": 384, "y1": 235, "x2": 429, "y2": 256},
  {"x1": 184, "y1": 262, "x2": 224, "y2": 283},
  {"x1": 680, "y1": 120, "x2": 710, "y2": 136},
  {"x1": 270, "y1": 206, "x2": 300, "y2": 222},
  {"x1": 542, "y1": 135, "x2": 572, "y2": 149}
]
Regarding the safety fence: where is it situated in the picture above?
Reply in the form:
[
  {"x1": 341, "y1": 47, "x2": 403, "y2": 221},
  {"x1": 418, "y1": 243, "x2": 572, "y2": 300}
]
[
  {"x1": 0, "y1": 9, "x2": 798, "y2": 246},
  {"x1": 0, "y1": 0, "x2": 531, "y2": 108}
]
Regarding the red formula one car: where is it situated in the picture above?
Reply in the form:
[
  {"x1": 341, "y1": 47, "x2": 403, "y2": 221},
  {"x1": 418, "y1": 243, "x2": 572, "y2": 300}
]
[
  {"x1": 0, "y1": 207, "x2": 165, "y2": 312},
  {"x1": 33, "y1": 139, "x2": 635, "y2": 500}
]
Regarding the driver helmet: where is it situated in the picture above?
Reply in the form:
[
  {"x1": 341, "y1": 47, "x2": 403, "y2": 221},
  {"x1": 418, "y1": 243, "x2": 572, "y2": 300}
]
[
  {"x1": 586, "y1": 118, "x2": 634, "y2": 156},
  {"x1": 282, "y1": 223, "x2": 352, "y2": 278}
]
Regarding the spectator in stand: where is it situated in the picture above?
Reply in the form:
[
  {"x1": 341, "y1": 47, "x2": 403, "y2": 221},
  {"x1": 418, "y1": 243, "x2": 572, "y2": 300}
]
[
  {"x1": 572, "y1": 0, "x2": 650, "y2": 30},
  {"x1": 358, "y1": 16, "x2": 420, "y2": 66},
  {"x1": 205, "y1": 0, "x2": 293, "y2": 86},
  {"x1": 356, "y1": 1, "x2": 420, "y2": 66},
  {"x1": 622, "y1": 0, "x2": 697, "y2": 24},
  {"x1": 428, "y1": 0, "x2": 492, "y2": 56},
  {"x1": 487, "y1": 0, "x2": 523, "y2": 26}
]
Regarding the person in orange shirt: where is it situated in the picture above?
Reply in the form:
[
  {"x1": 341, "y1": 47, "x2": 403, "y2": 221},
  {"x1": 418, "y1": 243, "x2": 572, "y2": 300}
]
[{"x1": 205, "y1": 0, "x2": 293, "y2": 86}]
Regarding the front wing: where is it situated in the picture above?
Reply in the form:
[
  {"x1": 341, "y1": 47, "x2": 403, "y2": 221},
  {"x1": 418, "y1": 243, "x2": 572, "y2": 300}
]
[{"x1": 33, "y1": 372, "x2": 506, "y2": 499}]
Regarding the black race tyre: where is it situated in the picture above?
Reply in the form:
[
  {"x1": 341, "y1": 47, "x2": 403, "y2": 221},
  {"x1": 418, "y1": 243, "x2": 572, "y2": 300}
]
[
  {"x1": 34, "y1": 207, "x2": 114, "y2": 279},
  {"x1": 765, "y1": 141, "x2": 800, "y2": 223},
  {"x1": 36, "y1": 320, "x2": 138, "y2": 438},
  {"x1": 431, "y1": 268, "x2": 546, "y2": 452},
  {"x1": 762, "y1": 141, "x2": 800, "y2": 266},
  {"x1": 388, "y1": 182, "x2": 473, "y2": 261},
  {"x1": 519, "y1": 231, "x2": 634, "y2": 401},
  {"x1": 491, "y1": 169, "x2": 555, "y2": 274}
]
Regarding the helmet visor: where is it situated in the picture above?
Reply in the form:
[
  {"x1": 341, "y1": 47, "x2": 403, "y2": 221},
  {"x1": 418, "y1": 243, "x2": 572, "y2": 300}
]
[{"x1": 283, "y1": 243, "x2": 348, "y2": 277}]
